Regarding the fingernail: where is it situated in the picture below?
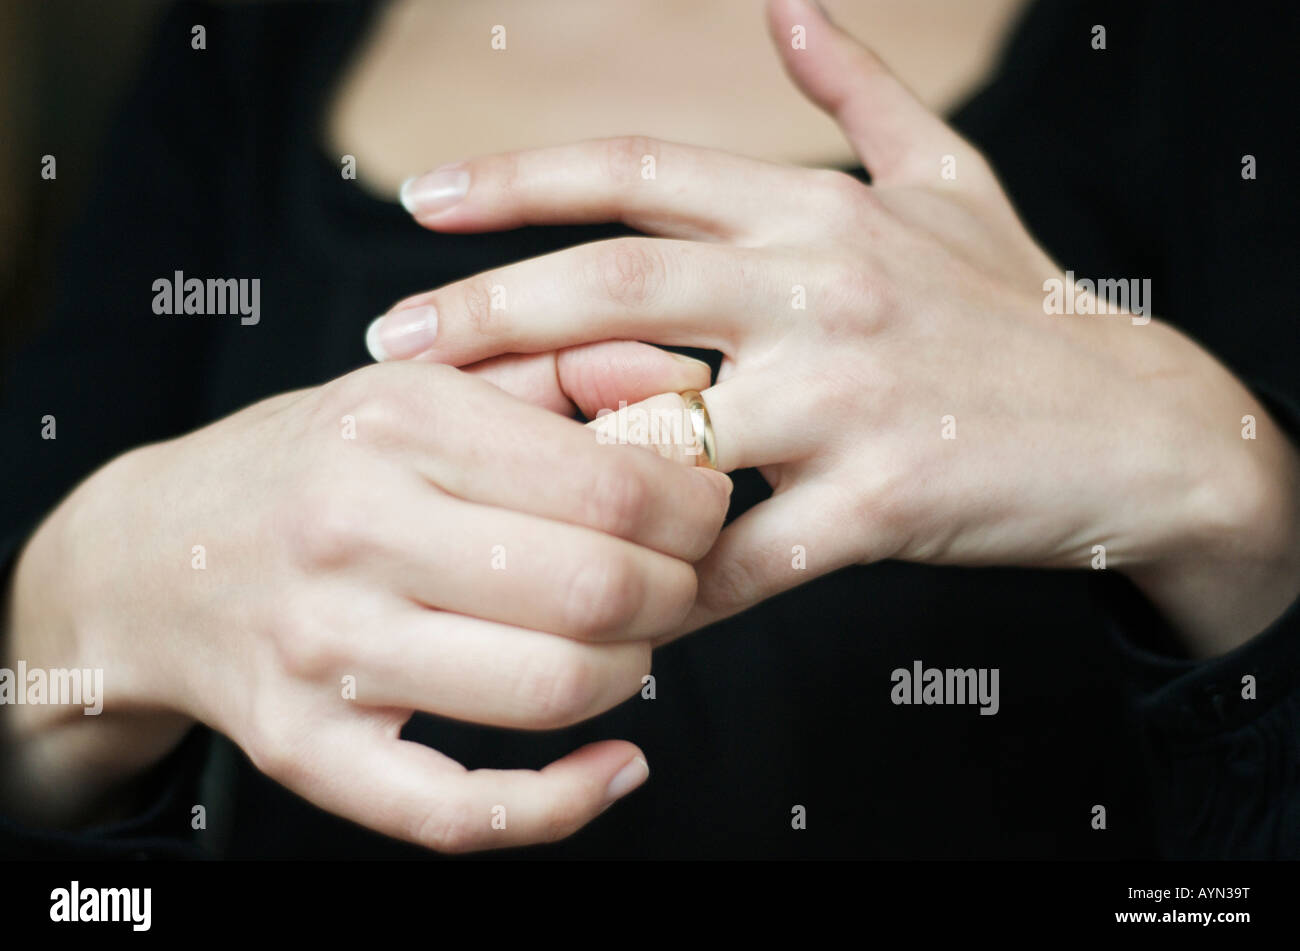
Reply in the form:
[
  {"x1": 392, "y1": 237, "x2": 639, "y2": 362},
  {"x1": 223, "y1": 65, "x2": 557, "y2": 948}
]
[
  {"x1": 399, "y1": 165, "x2": 470, "y2": 216},
  {"x1": 669, "y1": 352, "x2": 712, "y2": 372},
  {"x1": 365, "y1": 304, "x2": 438, "y2": 361},
  {"x1": 693, "y1": 466, "x2": 734, "y2": 498},
  {"x1": 603, "y1": 756, "x2": 649, "y2": 805}
]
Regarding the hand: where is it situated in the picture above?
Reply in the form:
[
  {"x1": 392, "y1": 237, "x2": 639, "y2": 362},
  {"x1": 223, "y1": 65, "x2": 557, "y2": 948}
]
[
  {"x1": 371, "y1": 0, "x2": 1300, "y2": 656},
  {"x1": 1, "y1": 357, "x2": 730, "y2": 850}
]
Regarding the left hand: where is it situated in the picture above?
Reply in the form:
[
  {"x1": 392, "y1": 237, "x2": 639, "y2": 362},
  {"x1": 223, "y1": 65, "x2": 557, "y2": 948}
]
[{"x1": 369, "y1": 0, "x2": 1300, "y2": 656}]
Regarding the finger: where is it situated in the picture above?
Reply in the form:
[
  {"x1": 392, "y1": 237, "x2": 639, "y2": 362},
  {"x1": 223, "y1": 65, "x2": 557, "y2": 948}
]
[
  {"x1": 665, "y1": 482, "x2": 866, "y2": 639},
  {"x1": 334, "y1": 607, "x2": 650, "y2": 729},
  {"x1": 366, "y1": 363, "x2": 733, "y2": 561},
  {"x1": 557, "y1": 343, "x2": 711, "y2": 420},
  {"x1": 372, "y1": 488, "x2": 701, "y2": 641},
  {"x1": 768, "y1": 0, "x2": 978, "y2": 186},
  {"x1": 463, "y1": 341, "x2": 712, "y2": 419},
  {"x1": 587, "y1": 392, "x2": 706, "y2": 467},
  {"x1": 398, "y1": 137, "x2": 803, "y2": 242},
  {"x1": 366, "y1": 238, "x2": 785, "y2": 364},
  {"x1": 586, "y1": 374, "x2": 810, "y2": 474},
  {"x1": 292, "y1": 722, "x2": 648, "y2": 854}
]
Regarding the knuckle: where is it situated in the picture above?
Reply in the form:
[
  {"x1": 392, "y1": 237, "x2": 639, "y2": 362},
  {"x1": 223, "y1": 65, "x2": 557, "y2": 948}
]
[
  {"x1": 602, "y1": 134, "x2": 661, "y2": 181},
  {"x1": 592, "y1": 238, "x2": 667, "y2": 309},
  {"x1": 810, "y1": 168, "x2": 873, "y2": 211},
  {"x1": 267, "y1": 603, "x2": 344, "y2": 681},
  {"x1": 326, "y1": 372, "x2": 407, "y2": 439},
  {"x1": 678, "y1": 522, "x2": 717, "y2": 565},
  {"x1": 241, "y1": 710, "x2": 309, "y2": 788},
  {"x1": 584, "y1": 458, "x2": 651, "y2": 539},
  {"x1": 284, "y1": 489, "x2": 376, "y2": 571},
  {"x1": 349, "y1": 393, "x2": 400, "y2": 438},
  {"x1": 852, "y1": 467, "x2": 912, "y2": 560},
  {"x1": 318, "y1": 370, "x2": 392, "y2": 433},
  {"x1": 520, "y1": 644, "x2": 601, "y2": 728},
  {"x1": 662, "y1": 560, "x2": 699, "y2": 627},
  {"x1": 698, "y1": 551, "x2": 763, "y2": 617},
  {"x1": 562, "y1": 554, "x2": 643, "y2": 640},
  {"x1": 413, "y1": 801, "x2": 478, "y2": 854},
  {"x1": 455, "y1": 278, "x2": 497, "y2": 334}
]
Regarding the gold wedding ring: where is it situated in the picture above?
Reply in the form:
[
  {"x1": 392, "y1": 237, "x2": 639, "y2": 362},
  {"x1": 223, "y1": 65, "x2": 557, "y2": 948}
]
[{"x1": 679, "y1": 389, "x2": 718, "y2": 470}]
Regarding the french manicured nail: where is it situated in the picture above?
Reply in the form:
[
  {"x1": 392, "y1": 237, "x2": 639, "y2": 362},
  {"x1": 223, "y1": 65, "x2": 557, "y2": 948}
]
[
  {"x1": 365, "y1": 305, "x2": 438, "y2": 361},
  {"x1": 603, "y1": 756, "x2": 649, "y2": 805},
  {"x1": 399, "y1": 166, "x2": 470, "y2": 216}
]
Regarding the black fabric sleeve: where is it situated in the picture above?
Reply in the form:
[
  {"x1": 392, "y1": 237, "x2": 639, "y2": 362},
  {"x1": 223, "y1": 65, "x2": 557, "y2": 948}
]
[
  {"x1": 955, "y1": 0, "x2": 1300, "y2": 859},
  {"x1": 0, "y1": 3, "x2": 231, "y2": 859},
  {"x1": 1095, "y1": 386, "x2": 1300, "y2": 859}
]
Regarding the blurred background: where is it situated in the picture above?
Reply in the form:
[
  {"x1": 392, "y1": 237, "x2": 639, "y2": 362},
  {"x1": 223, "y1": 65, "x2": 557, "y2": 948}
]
[{"x1": 1, "y1": 0, "x2": 168, "y2": 361}]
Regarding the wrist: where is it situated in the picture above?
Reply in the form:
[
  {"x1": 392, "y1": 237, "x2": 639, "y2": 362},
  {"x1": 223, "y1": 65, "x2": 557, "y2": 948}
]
[
  {"x1": 1, "y1": 449, "x2": 194, "y2": 827},
  {"x1": 1122, "y1": 411, "x2": 1300, "y2": 657}
]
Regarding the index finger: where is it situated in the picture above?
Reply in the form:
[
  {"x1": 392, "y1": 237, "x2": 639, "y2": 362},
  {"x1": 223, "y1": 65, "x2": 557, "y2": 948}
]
[
  {"x1": 361, "y1": 362, "x2": 733, "y2": 562},
  {"x1": 399, "y1": 136, "x2": 801, "y2": 242}
]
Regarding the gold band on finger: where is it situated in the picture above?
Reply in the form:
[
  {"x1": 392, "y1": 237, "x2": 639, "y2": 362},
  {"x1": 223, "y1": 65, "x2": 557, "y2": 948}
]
[{"x1": 679, "y1": 389, "x2": 718, "y2": 470}]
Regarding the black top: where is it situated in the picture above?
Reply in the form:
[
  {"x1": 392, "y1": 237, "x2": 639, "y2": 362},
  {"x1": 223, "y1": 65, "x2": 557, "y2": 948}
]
[{"x1": 2, "y1": 0, "x2": 1297, "y2": 859}]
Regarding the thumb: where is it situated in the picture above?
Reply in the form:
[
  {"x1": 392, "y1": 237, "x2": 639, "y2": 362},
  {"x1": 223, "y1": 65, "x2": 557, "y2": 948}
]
[
  {"x1": 464, "y1": 341, "x2": 712, "y2": 419},
  {"x1": 766, "y1": 0, "x2": 968, "y2": 185}
]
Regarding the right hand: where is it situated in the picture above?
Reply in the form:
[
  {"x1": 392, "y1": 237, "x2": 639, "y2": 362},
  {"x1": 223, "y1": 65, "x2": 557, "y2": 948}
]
[{"x1": 1, "y1": 354, "x2": 730, "y2": 852}]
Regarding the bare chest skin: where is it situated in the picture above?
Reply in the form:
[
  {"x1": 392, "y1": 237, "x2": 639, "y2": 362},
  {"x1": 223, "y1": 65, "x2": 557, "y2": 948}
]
[{"x1": 326, "y1": 0, "x2": 1028, "y2": 197}]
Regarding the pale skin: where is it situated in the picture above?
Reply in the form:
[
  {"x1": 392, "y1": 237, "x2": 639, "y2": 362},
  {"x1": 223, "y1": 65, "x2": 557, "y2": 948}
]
[
  {"x1": 2, "y1": 351, "x2": 732, "y2": 848},
  {"x1": 3, "y1": 0, "x2": 1298, "y2": 851},
  {"x1": 328, "y1": 0, "x2": 1029, "y2": 190},
  {"x1": 374, "y1": 0, "x2": 1300, "y2": 657}
]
